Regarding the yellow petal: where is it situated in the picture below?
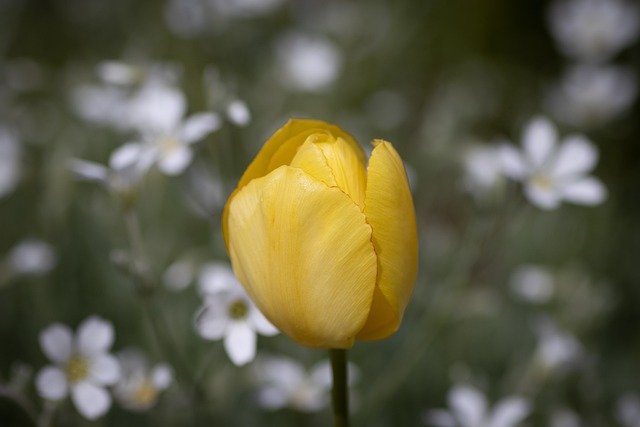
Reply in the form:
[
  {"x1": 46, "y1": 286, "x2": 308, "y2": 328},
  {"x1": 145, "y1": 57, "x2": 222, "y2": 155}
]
[
  {"x1": 227, "y1": 165, "x2": 377, "y2": 348},
  {"x1": 290, "y1": 134, "x2": 367, "y2": 209},
  {"x1": 289, "y1": 137, "x2": 338, "y2": 188},
  {"x1": 357, "y1": 140, "x2": 418, "y2": 341},
  {"x1": 222, "y1": 119, "x2": 366, "y2": 246}
]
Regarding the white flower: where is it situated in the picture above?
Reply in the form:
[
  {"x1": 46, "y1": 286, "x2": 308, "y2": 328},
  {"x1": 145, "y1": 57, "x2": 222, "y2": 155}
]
[
  {"x1": 0, "y1": 127, "x2": 21, "y2": 199},
  {"x1": 70, "y1": 84, "x2": 131, "y2": 130},
  {"x1": 7, "y1": 239, "x2": 56, "y2": 276},
  {"x1": 226, "y1": 100, "x2": 251, "y2": 127},
  {"x1": 68, "y1": 143, "x2": 153, "y2": 203},
  {"x1": 194, "y1": 262, "x2": 278, "y2": 366},
  {"x1": 114, "y1": 349, "x2": 172, "y2": 411},
  {"x1": 548, "y1": 0, "x2": 640, "y2": 62},
  {"x1": 499, "y1": 117, "x2": 607, "y2": 210},
  {"x1": 35, "y1": 316, "x2": 121, "y2": 420},
  {"x1": 510, "y1": 265, "x2": 554, "y2": 304},
  {"x1": 423, "y1": 384, "x2": 531, "y2": 427},
  {"x1": 276, "y1": 33, "x2": 342, "y2": 92},
  {"x1": 548, "y1": 64, "x2": 638, "y2": 128},
  {"x1": 533, "y1": 318, "x2": 582, "y2": 373},
  {"x1": 253, "y1": 356, "x2": 359, "y2": 412},
  {"x1": 616, "y1": 393, "x2": 640, "y2": 427},
  {"x1": 123, "y1": 81, "x2": 221, "y2": 175},
  {"x1": 463, "y1": 145, "x2": 505, "y2": 197}
]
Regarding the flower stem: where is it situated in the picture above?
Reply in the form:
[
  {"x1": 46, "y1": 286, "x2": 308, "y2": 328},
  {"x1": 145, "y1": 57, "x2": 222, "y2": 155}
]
[{"x1": 330, "y1": 349, "x2": 349, "y2": 427}]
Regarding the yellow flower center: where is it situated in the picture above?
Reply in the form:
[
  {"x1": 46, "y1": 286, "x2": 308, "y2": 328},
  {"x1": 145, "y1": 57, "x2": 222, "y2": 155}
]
[
  {"x1": 133, "y1": 381, "x2": 158, "y2": 406},
  {"x1": 65, "y1": 355, "x2": 89, "y2": 383},
  {"x1": 160, "y1": 137, "x2": 180, "y2": 154},
  {"x1": 531, "y1": 174, "x2": 554, "y2": 191},
  {"x1": 228, "y1": 299, "x2": 248, "y2": 320}
]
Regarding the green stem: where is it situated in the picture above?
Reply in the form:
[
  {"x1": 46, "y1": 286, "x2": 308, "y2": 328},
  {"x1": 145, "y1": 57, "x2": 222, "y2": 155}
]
[{"x1": 330, "y1": 349, "x2": 349, "y2": 427}]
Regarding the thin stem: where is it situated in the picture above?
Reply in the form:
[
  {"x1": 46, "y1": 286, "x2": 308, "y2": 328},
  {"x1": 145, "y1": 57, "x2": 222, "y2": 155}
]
[{"x1": 330, "y1": 349, "x2": 349, "y2": 427}]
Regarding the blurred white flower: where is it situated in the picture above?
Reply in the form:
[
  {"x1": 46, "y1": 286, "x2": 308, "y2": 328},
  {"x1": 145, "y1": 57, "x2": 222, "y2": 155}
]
[
  {"x1": 276, "y1": 33, "x2": 342, "y2": 92},
  {"x1": 195, "y1": 262, "x2": 278, "y2": 366},
  {"x1": 71, "y1": 84, "x2": 131, "y2": 130},
  {"x1": 548, "y1": 0, "x2": 640, "y2": 62},
  {"x1": 114, "y1": 349, "x2": 172, "y2": 411},
  {"x1": 163, "y1": 257, "x2": 197, "y2": 291},
  {"x1": 7, "y1": 239, "x2": 56, "y2": 276},
  {"x1": 164, "y1": 0, "x2": 212, "y2": 38},
  {"x1": 510, "y1": 265, "x2": 554, "y2": 304},
  {"x1": 423, "y1": 384, "x2": 531, "y2": 427},
  {"x1": 534, "y1": 318, "x2": 582, "y2": 373},
  {"x1": 550, "y1": 408, "x2": 581, "y2": 427},
  {"x1": 226, "y1": 99, "x2": 251, "y2": 126},
  {"x1": 123, "y1": 82, "x2": 221, "y2": 175},
  {"x1": 548, "y1": 64, "x2": 638, "y2": 128},
  {"x1": 96, "y1": 61, "x2": 145, "y2": 86},
  {"x1": 35, "y1": 316, "x2": 121, "y2": 420},
  {"x1": 69, "y1": 143, "x2": 153, "y2": 203},
  {"x1": 616, "y1": 393, "x2": 640, "y2": 427},
  {"x1": 463, "y1": 145, "x2": 505, "y2": 197},
  {"x1": 0, "y1": 127, "x2": 21, "y2": 198},
  {"x1": 253, "y1": 355, "x2": 359, "y2": 412},
  {"x1": 499, "y1": 117, "x2": 607, "y2": 210}
]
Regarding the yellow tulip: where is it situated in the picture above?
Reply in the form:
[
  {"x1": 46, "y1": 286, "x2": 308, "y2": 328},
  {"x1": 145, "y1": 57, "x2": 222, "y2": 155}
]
[{"x1": 222, "y1": 119, "x2": 418, "y2": 348}]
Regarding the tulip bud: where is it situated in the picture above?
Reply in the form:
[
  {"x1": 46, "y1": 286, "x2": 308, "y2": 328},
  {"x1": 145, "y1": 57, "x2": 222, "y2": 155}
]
[{"x1": 222, "y1": 119, "x2": 418, "y2": 348}]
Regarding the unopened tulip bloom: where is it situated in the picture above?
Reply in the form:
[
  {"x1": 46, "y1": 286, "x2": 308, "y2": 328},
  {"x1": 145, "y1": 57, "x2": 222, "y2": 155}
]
[{"x1": 223, "y1": 119, "x2": 417, "y2": 348}]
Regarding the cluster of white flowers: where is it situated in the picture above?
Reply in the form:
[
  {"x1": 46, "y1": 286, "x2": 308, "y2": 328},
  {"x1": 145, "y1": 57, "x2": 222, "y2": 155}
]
[
  {"x1": 423, "y1": 384, "x2": 531, "y2": 427},
  {"x1": 464, "y1": 116, "x2": 606, "y2": 210},
  {"x1": 35, "y1": 316, "x2": 171, "y2": 420},
  {"x1": 252, "y1": 355, "x2": 359, "y2": 412},
  {"x1": 547, "y1": 0, "x2": 639, "y2": 127},
  {"x1": 194, "y1": 262, "x2": 279, "y2": 366}
]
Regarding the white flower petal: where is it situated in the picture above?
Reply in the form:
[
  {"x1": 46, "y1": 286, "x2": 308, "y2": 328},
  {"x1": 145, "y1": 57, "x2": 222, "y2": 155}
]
[
  {"x1": 254, "y1": 356, "x2": 305, "y2": 392},
  {"x1": 68, "y1": 159, "x2": 109, "y2": 183},
  {"x1": 488, "y1": 397, "x2": 531, "y2": 427},
  {"x1": 498, "y1": 144, "x2": 527, "y2": 180},
  {"x1": 226, "y1": 100, "x2": 251, "y2": 126},
  {"x1": 9, "y1": 240, "x2": 56, "y2": 275},
  {"x1": 249, "y1": 306, "x2": 279, "y2": 336},
  {"x1": 421, "y1": 409, "x2": 458, "y2": 427},
  {"x1": 524, "y1": 181, "x2": 562, "y2": 210},
  {"x1": 71, "y1": 382, "x2": 111, "y2": 420},
  {"x1": 40, "y1": 324, "x2": 73, "y2": 363},
  {"x1": 110, "y1": 143, "x2": 144, "y2": 170},
  {"x1": 89, "y1": 353, "x2": 121, "y2": 385},
  {"x1": 198, "y1": 262, "x2": 238, "y2": 295},
  {"x1": 163, "y1": 259, "x2": 195, "y2": 291},
  {"x1": 195, "y1": 303, "x2": 228, "y2": 340},
  {"x1": 77, "y1": 316, "x2": 114, "y2": 355},
  {"x1": 257, "y1": 386, "x2": 288, "y2": 410},
  {"x1": 561, "y1": 177, "x2": 607, "y2": 206},
  {"x1": 523, "y1": 117, "x2": 557, "y2": 169},
  {"x1": 151, "y1": 364, "x2": 173, "y2": 390},
  {"x1": 128, "y1": 83, "x2": 186, "y2": 133},
  {"x1": 551, "y1": 135, "x2": 598, "y2": 178},
  {"x1": 180, "y1": 112, "x2": 221, "y2": 143},
  {"x1": 35, "y1": 367, "x2": 68, "y2": 400},
  {"x1": 449, "y1": 385, "x2": 488, "y2": 427},
  {"x1": 224, "y1": 322, "x2": 256, "y2": 366},
  {"x1": 158, "y1": 145, "x2": 193, "y2": 175}
]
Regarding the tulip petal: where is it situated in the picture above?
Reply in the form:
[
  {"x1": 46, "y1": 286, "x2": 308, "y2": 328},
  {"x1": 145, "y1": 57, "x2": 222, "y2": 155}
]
[
  {"x1": 227, "y1": 165, "x2": 377, "y2": 348},
  {"x1": 222, "y1": 119, "x2": 366, "y2": 246},
  {"x1": 290, "y1": 136, "x2": 367, "y2": 208},
  {"x1": 358, "y1": 140, "x2": 418, "y2": 340}
]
